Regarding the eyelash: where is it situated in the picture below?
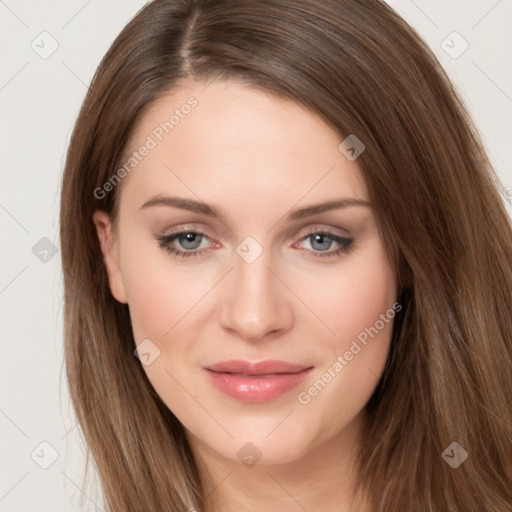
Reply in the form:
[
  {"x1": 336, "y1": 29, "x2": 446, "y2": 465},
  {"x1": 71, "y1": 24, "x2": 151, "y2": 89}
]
[{"x1": 155, "y1": 228, "x2": 354, "y2": 261}]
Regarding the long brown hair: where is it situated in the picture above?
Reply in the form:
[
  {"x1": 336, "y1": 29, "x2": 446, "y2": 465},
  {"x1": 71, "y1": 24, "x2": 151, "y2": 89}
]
[{"x1": 59, "y1": 0, "x2": 512, "y2": 510}]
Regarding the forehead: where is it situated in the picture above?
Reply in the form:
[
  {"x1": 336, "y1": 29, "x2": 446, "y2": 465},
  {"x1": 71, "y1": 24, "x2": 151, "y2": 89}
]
[{"x1": 118, "y1": 79, "x2": 368, "y2": 211}]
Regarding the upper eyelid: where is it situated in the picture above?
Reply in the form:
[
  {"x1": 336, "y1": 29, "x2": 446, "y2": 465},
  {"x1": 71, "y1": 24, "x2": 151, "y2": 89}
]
[
  {"x1": 161, "y1": 226, "x2": 351, "y2": 250},
  {"x1": 162, "y1": 223, "x2": 351, "y2": 240}
]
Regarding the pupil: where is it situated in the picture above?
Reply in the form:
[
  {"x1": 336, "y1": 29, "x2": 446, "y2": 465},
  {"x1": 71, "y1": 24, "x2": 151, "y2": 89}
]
[
  {"x1": 312, "y1": 234, "x2": 331, "y2": 251},
  {"x1": 180, "y1": 233, "x2": 201, "y2": 249}
]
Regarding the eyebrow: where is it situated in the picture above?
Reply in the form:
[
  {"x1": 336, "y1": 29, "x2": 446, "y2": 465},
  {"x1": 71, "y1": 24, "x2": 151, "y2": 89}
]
[{"x1": 140, "y1": 195, "x2": 371, "y2": 221}]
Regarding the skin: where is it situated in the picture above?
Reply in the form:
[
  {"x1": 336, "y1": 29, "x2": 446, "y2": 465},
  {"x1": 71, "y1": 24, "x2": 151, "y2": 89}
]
[{"x1": 93, "y1": 79, "x2": 397, "y2": 512}]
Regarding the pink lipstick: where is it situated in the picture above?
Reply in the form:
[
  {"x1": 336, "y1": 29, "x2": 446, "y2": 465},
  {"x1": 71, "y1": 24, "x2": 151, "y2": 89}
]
[{"x1": 203, "y1": 360, "x2": 313, "y2": 403}]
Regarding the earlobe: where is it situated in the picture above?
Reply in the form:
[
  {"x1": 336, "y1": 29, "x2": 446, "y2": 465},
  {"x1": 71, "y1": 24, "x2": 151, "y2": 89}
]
[{"x1": 92, "y1": 210, "x2": 128, "y2": 304}]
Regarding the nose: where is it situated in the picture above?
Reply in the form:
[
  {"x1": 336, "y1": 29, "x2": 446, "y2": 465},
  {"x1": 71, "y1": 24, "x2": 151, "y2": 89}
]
[{"x1": 218, "y1": 246, "x2": 294, "y2": 343}]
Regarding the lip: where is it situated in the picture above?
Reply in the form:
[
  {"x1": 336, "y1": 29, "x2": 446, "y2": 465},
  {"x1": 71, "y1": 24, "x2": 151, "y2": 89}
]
[{"x1": 203, "y1": 359, "x2": 313, "y2": 403}]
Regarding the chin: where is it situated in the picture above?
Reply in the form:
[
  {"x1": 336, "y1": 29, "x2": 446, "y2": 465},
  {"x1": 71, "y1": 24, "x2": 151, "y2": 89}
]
[{"x1": 211, "y1": 426, "x2": 315, "y2": 467}]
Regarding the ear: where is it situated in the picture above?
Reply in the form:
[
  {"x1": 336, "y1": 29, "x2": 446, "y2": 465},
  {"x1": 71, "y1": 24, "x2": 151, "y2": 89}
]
[{"x1": 92, "y1": 210, "x2": 128, "y2": 304}]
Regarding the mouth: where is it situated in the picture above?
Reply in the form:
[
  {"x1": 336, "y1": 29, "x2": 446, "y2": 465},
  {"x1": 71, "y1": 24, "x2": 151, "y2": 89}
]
[{"x1": 203, "y1": 360, "x2": 313, "y2": 403}]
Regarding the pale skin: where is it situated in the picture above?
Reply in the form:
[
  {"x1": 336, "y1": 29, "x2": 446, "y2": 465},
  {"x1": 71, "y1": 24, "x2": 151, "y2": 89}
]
[{"x1": 93, "y1": 79, "x2": 397, "y2": 512}]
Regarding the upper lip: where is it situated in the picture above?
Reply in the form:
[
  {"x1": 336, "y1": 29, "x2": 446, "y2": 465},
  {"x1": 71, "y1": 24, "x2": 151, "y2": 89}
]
[{"x1": 204, "y1": 359, "x2": 312, "y2": 375}]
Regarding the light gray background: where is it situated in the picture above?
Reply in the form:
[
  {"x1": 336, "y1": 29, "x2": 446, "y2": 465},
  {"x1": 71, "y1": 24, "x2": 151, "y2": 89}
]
[{"x1": 1, "y1": 1, "x2": 511, "y2": 510}]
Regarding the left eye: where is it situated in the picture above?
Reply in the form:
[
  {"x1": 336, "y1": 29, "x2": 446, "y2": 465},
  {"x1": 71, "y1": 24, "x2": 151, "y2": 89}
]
[
  {"x1": 299, "y1": 232, "x2": 339, "y2": 251},
  {"x1": 293, "y1": 231, "x2": 353, "y2": 259},
  {"x1": 155, "y1": 230, "x2": 353, "y2": 260}
]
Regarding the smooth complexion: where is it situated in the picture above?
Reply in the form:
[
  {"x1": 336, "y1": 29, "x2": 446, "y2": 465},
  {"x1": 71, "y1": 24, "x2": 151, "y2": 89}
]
[{"x1": 93, "y1": 79, "x2": 397, "y2": 512}]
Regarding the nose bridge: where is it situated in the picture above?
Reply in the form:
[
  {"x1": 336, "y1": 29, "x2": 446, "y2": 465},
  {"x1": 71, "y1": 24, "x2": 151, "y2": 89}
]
[{"x1": 219, "y1": 237, "x2": 292, "y2": 340}]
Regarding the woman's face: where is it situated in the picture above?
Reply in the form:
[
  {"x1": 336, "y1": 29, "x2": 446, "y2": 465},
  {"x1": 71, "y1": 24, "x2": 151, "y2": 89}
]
[{"x1": 93, "y1": 79, "x2": 398, "y2": 466}]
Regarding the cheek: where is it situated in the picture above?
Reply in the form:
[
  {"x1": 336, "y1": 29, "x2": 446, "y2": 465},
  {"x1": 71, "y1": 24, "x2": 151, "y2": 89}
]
[
  {"x1": 293, "y1": 243, "x2": 397, "y2": 434},
  {"x1": 120, "y1": 232, "x2": 204, "y2": 344},
  {"x1": 120, "y1": 246, "x2": 203, "y2": 413},
  {"x1": 296, "y1": 241, "x2": 397, "y2": 352}
]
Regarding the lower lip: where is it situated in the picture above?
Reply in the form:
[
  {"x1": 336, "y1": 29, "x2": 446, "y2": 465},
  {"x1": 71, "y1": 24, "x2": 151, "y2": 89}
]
[{"x1": 203, "y1": 368, "x2": 313, "y2": 403}]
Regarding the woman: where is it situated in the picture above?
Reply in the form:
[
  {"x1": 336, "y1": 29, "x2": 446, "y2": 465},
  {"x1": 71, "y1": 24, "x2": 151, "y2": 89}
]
[{"x1": 59, "y1": 0, "x2": 512, "y2": 510}]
